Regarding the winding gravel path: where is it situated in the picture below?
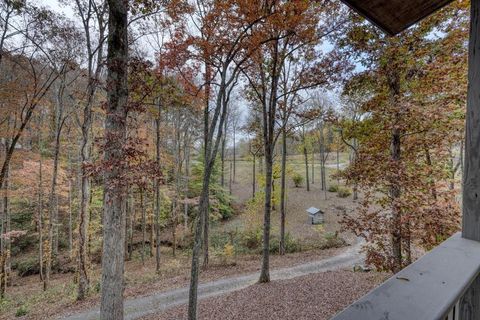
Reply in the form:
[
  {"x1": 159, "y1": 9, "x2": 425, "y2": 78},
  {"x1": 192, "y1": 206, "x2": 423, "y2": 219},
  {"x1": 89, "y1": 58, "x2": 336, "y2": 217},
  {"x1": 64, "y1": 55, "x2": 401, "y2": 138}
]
[{"x1": 61, "y1": 240, "x2": 363, "y2": 320}]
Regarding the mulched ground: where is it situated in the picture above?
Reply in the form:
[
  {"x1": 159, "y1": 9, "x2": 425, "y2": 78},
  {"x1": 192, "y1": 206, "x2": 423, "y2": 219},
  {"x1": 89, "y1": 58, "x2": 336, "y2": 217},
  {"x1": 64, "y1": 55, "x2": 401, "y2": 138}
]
[{"x1": 142, "y1": 270, "x2": 387, "y2": 320}]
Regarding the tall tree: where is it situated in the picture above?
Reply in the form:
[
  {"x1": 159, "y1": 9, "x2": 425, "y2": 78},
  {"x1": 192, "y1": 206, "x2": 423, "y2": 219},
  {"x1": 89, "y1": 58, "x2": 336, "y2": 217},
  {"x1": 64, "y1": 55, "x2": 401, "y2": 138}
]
[
  {"x1": 70, "y1": 0, "x2": 108, "y2": 300},
  {"x1": 100, "y1": 0, "x2": 128, "y2": 318},
  {"x1": 242, "y1": 0, "x2": 344, "y2": 282},
  {"x1": 337, "y1": 2, "x2": 467, "y2": 272}
]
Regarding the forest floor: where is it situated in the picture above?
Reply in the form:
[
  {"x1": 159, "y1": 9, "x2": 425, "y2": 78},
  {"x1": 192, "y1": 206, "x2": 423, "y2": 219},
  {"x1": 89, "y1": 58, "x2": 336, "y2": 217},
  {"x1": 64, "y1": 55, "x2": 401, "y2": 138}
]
[
  {"x1": 62, "y1": 239, "x2": 365, "y2": 319},
  {"x1": 1, "y1": 154, "x2": 367, "y2": 320},
  {"x1": 141, "y1": 270, "x2": 387, "y2": 320}
]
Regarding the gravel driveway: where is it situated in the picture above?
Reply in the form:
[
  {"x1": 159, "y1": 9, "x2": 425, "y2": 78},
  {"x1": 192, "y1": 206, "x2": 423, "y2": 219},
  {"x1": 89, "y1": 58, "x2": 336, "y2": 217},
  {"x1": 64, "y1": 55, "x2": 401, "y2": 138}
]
[{"x1": 61, "y1": 239, "x2": 364, "y2": 320}]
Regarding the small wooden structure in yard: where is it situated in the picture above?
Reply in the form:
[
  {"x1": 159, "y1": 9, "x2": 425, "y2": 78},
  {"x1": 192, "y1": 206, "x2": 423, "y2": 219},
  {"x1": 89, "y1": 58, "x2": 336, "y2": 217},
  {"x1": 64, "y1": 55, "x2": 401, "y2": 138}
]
[
  {"x1": 306, "y1": 207, "x2": 324, "y2": 225},
  {"x1": 332, "y1": 0, "x2": 480, "y2": 319}
]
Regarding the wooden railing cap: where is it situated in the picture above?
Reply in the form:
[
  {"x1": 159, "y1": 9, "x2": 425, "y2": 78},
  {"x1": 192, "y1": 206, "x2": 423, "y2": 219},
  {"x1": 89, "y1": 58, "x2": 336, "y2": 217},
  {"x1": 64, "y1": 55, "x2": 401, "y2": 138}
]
[{"x1": 332, "y1": 233, "x2": 480, "y2": 320}]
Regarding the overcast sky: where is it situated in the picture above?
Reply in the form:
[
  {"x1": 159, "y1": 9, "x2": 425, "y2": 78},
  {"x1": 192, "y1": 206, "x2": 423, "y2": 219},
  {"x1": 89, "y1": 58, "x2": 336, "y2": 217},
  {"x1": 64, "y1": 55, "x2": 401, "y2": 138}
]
[{"x1": 36, "y1": 0, "x2": 343, "y2": 136}]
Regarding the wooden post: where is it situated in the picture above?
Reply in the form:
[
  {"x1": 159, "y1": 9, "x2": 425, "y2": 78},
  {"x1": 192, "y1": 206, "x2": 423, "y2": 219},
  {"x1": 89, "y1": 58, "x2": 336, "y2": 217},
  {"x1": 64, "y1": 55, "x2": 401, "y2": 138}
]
[
  {"x1": 461, "y1": 1, "x2": 480, "y2": 318},
  {"x1": 463, "y1": 0, "x2": 480, "y2": 242}
]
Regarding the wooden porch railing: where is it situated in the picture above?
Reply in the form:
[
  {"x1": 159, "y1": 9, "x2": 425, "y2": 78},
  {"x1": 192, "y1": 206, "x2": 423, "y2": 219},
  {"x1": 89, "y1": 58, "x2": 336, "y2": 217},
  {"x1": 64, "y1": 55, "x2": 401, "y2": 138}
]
[{"x1": 331, "y1": 233, "x2": 480, "y2": 320}]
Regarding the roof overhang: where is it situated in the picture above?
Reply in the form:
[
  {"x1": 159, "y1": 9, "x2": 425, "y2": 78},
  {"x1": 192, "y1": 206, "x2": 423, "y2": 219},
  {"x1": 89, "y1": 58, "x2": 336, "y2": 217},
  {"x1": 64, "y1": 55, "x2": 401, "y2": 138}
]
[{"x1": 340, "y1": 0, "x2": 455, "y2": 35}]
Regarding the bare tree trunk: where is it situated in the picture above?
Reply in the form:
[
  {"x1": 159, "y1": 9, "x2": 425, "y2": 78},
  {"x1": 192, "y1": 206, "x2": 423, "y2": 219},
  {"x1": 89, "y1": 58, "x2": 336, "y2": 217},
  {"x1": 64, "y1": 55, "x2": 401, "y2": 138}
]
[
  {"x1": 2, "y1": 161, "x2": 9, "y2": 278},
  {"x1": 279, "y1": 127, "x2": 287, "y2": 255},
  {"x1": 336, "y1": 148, "x2": 340, "y2": 185},
  {"x1": 323, "y1": 165, "x2": 327, "y2": 200},
  {"x1": 391, "y1": 127, "x2": 402, "y2": 273},
  {"x1": 100, "y1": 1, "x2": 128, "y2": 318},
  {"x1": 188, "y1": 58, "x2": 230, "y2": 318},
  {"x1": 38, "y1": 145, "x2": 44, "y2": 284},
  {"x1": 171, "y1": 201, "x2": 176, "y2": 257},
  {"x1": 352, "y1": 139, "x2": 359, "y2": 201},
  {"x1": 140, "y1": 188, "x2": 146, "y2": 265},
  {"x1": 202, "y1": 200, "x2": 209, "y2": 267},
  {"x1": 259, "y1": 151, "x2": 273, "y2": 283},
  {"x1": 184, "y1": 134, "x2": 190, "y2": 230},
  {"x1": 77, "y1": 106, "x2": 92, "y2": 301},
  {"x1": 46, "y1": 87, "x2": 65, "y2": 289},
  {"x1": 202, "y1": 86, "x2": 211, "y2": 269},
  {"x1": 124, "y1": 185, "x2": 130, "y2": 261},
  {"x1": 150, "y1": 189, "x2": 154, "y2": 258},
  {"x1": 155, "y1": 102, "x2": 162, "y2": 272},
  {"x1": 0, "y1": 161, "x2": 12, "y2": 297},
  {"x1": 229, "y1": 160, "x2": 233, "y2": 195},
  {"x1": 68, "y1": 155, "x2": 73, "y2": 258},
  {"x1": 252, "y1": 155, "x2": 256, "y2": 198},
  {"x1": 188, "y1": 178, "x2": 208, "y2": 320},
  {"x1": 75, "y1": 0, "x2": 107, "y2": 300},
  {"x1": 425, "y1": 146, "x2": 438, "y2": 200},
  {"x1": 233, "y1": 127, "x2": 236, "y2": 183},
  {"x1": 311, "y1": 150, "x2": 315, "y2": 184},
  {"x1": 128, "y1": 190, "x2": 135, "y2": 261},
  {"x1": 303, "y1": 144, "x2": 310, "y2": 192},
  {"x1": 319, "y1": 125, "x2": 326, "y2": 191},
  {"x1": 221, "y1": 119, "x2": 227, "y2": 187}
]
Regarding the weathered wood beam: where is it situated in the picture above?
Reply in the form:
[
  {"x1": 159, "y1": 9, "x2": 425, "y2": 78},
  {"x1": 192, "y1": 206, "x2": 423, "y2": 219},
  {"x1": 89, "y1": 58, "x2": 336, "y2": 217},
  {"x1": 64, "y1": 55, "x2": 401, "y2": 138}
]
[
  {"x1": 463, "y1": 0, "x2": 480, "y2": 242},
  {"x1": 340, "y1": 0, "x2": 454, "y2": 35}
]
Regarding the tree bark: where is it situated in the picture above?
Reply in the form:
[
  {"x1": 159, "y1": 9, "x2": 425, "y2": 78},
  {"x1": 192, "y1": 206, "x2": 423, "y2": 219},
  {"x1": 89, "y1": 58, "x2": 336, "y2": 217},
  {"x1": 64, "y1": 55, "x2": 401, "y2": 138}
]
[
  {"x1": 67, "y1": 189, "x2": 73, "y2": 255},
  {"x1": 150, "y1": 189, "x2": 154, "y2": 258},
  {"x1": 319, "y1": 124, "x2": 326, "y2": 191},
  {"x1": 38, "y1": 140, "x2": 44, "y2": 284},
  {"x1": 75, "y1": 0, "x2": 106, "y2": 300},
  {"x1": 352, "y1": 138, "x2": 359, "y2": 201},
  {"x1": 124, "y1": 185, "x2": 130, "y2": 261},
  {"x1": 221, "y1": 120, "x2": 226, "y2": 187},
  {"x1": 202, "y1": 198, "x2": 209, "y2": 267},
  {"x1": 252, "y1": 154, "x2": 256, "y2": 198},
  {"x1": 0, "y1": 149, "x2": 10, "y2": 293},
  {"x1": 390, "y1": 127, "x2": 402, "y2": 273},
  {"x1": 279, "y1": 127, "x2": 287, "y2": 255},
  {"x1": 188, "y1": 178, "x2": 208, "y2": 320},
  {"x1": 201, "y1": 64, "x2": 211, "y2": 270},
  {"x1": 188, "y1": 59, "x2": 229, "y2": 319},
  {"x1": 303, "y1": 143, "x2": 310, "y2": 192},
  {"x1": 233, "y1": 127, "x2": 236, "y2": 183},
  {"x1": 259, "y1": 150, "x2": 273, "y2": 283},
  {"x1": 100, "y1": 0, "x2": 128, "y2": 318},
  {"x1": 140, "y1": 188, "x2": 146, "y2": 265},
  {"x1": 172, "y1": 201, "x2": 177, "y2": 257},
  {"x1": 155, "y1": 100, "x2": 162, "y2": 272},
  {"x1": 229, "y1": 160, "x2": 233, "y2": 194},
  {"x1": 128, "y1": 190, "x2": 135, "y2": 261},
  {"x1": 46, "y1": 80, "x2": 66, "y2": 289},
  {"x1": 311, "y1": 149, "x2": 315, "y2": 184},
  {"x1": 184, "y1": 132, "x2": 191, "y2": 230}
]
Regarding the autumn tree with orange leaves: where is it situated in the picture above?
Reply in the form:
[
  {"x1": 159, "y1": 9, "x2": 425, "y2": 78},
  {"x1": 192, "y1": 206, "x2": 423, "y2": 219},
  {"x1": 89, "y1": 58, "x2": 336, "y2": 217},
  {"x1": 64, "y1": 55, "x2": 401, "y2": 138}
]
[{"x1": 336, "y1": 2, "x2": 468, "y2": 272}]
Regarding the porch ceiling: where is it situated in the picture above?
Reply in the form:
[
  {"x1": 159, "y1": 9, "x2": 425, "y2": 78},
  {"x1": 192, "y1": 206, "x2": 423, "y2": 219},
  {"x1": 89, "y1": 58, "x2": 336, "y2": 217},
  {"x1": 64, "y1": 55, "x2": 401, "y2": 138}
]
[{"x1": 340, "y1": 0, "x2": 454, "y2": 35}]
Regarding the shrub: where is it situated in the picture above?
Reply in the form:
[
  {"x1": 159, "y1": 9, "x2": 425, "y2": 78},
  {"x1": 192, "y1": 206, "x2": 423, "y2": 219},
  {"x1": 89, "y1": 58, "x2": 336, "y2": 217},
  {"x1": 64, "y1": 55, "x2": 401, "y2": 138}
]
[
  {"x1": 15, "y1": 305, "x2": 28, "y2": 317},
  {"x1": 269, "y1": 233, "x2": 300, "y2": 254},
  {"x1": 210, "y1": 232, "x2": 232, "y2": 250},
  {"x1": 241, "y1": 227, "x2": 263, "y2": 250},
  {"x1": 12, "y1": 257, "x2": 39, "y2": 277},
  {"x1": 322, "y1": 232, "x2": 347, "y2": 249},
  {"x1": 93, "y1": 281, "x2": 101, "y2": 293},
  {"x1": 292, "y1": 173, "x2": 304, "y2": 188},
  {"x1": 337, "y1": 187, "x2": 352, "y2": 198},
  {"x1": 191, "y1": 153, "x2": 234, "y2": 221},
  {"x1": 328, "y1": 185, "x2": 339, "y2": 192}
]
